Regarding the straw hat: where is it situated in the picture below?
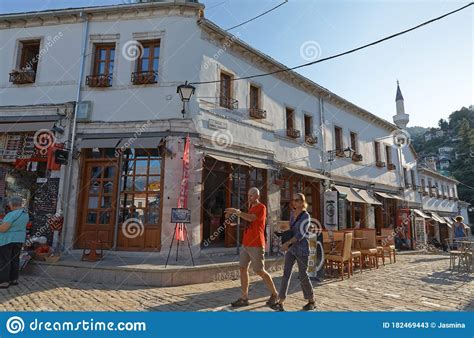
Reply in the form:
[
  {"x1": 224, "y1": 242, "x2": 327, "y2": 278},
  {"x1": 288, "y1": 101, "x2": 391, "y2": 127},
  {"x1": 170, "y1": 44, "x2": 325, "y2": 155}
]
[{"x1": 455, "y1": 215, "x2": 464, "y2": 222}]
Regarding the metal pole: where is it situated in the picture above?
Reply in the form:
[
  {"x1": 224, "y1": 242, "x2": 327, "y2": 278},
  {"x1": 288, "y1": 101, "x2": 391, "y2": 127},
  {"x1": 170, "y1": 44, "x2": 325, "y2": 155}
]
[
  {"x1": 236, "y1": 167, "x2": 240, "y2": 255},
  {"x1": 60, "y1": 12, "x2": 89, "y2": 251}
]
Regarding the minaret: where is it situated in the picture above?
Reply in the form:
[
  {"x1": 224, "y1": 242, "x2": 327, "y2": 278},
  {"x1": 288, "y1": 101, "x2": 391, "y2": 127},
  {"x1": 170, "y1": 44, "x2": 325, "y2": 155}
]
[{"x1": 393, "y1": 81, "x2": 410, "y2": 129}]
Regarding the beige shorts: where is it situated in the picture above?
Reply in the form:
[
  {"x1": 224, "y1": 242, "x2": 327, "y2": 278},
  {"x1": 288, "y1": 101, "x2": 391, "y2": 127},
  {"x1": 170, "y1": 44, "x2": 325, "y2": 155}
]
[{"x1": 239, "y1": 246, "x2": 265, "y2": 272}]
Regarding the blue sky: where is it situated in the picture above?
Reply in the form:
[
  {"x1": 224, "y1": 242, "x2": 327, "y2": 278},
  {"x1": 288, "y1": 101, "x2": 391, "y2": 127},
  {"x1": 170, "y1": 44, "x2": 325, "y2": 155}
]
[{"x1": 0, "y1": 0, "x2": 472, "y2": 127}]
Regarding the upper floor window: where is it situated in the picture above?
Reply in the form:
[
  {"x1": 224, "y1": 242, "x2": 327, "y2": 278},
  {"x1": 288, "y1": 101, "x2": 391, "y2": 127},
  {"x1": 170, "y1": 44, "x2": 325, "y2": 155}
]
[
  {"x1": 304, "y1": 115, "x2": 313, "y2": 137},
  {"x1": 334, "y1": 126, "x2": 343, "y2": 154},
  {"x1": 132, "y1": 40, "x2": 160, "y2": 85},
  {"x1": 86, "y1": 43, "x2": 115, "y2": 87},
  {"x1": 421, "y1": 178, "x2": 426, "y2": 193},
  {"x1": 249, "y1": 84, "x2": 260, "y2": 109},
  {"x1": 403, "y1": 167, "x2": 409, "y2": 187},
  {"x1": 286, "y1": 107, "x2": 300, "y2": 138},
  {"x1": 219, "y1": 72, "x2": 235, "y2": 109},
  {"x1": 410, "y1": 169, "x2": 416, "y2": 189},
  {"x1": 374, "y1": 141, "x2": 384, "y2": 167},
  {"x1": 304, "y1": 115, "x2": 316, "y2": 145},
  {"x1": 9, "y1": 40, "x2": 40, "y2": 84},
  {"x1": 248, "y1": 84, "x2": 266, "y2": 119},
  {"x1": 385, "y1": 145, "x2": 395, "y2": 170},
  {"x1": 350, "y1": 132, "x2": 358, "y2": 153}
]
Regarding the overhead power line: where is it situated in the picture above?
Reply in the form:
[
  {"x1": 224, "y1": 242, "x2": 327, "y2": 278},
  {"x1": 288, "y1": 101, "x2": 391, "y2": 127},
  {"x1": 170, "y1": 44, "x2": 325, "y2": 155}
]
[
  {"x1": 191, "y1": 2, "x2": 473, "y2": 86},
  {"x1": 225, "y1": 0, "x2": 288, "y2": 31}
]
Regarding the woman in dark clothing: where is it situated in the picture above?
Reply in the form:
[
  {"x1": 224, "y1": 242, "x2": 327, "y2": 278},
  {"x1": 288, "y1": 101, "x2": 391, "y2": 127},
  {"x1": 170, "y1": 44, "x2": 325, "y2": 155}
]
[{"x1": 271, "y1": 193, "x2": 315, "y2": 311}]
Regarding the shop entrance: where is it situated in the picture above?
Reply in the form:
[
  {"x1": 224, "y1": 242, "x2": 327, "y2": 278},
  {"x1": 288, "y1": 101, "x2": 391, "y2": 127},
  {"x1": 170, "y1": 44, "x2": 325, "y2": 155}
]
[
  {"x1": 202, "y1": 157, "x2": 267, "y2": 248},
  {"x1": 76, "y1": 159, "x2": 119, "y2": 249}
]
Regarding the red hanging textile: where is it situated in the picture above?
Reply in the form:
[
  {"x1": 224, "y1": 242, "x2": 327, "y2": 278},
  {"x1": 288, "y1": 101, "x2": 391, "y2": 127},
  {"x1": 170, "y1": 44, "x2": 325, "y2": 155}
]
[{"x1": 174, "y1": 136, "x2": 190, "y2": 241}]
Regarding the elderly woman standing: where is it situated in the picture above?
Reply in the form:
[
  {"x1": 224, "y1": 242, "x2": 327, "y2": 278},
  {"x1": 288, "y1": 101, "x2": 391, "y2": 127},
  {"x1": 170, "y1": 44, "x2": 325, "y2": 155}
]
[
  {"x1": 271, "y1": 193, "x2": 315, "y2": 311},
  {"x1": 0, "y1": 196, "x2": 29, "y2": 288}
]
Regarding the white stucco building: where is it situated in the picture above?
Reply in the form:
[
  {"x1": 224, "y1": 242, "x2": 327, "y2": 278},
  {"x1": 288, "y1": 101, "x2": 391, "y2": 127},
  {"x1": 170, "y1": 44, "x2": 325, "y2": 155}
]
[{"x1": 0, "y1": 0, "x2": 466, "y2": 257}]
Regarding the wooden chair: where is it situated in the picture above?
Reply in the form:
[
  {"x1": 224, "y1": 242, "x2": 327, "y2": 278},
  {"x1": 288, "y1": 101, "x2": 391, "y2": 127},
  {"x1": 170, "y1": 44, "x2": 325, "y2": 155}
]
[
  {"x1": 326, "y1": 232, "x2": 353, "y2": 280},
  {"x1": 351, "y1": 250, "x2": 363, "y2": 275},
  {"x1": 355, "y1": 229, "x2": 378, "y2": 269},
  {"x1": 381, "y1": 228, "x2": 396, "y2": 263}
]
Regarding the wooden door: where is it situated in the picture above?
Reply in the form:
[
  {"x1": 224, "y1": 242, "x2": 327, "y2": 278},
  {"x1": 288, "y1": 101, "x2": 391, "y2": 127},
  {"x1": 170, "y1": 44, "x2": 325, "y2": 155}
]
[{"x1": 76, "y1": 160, "x2": 119, "y2": 248}]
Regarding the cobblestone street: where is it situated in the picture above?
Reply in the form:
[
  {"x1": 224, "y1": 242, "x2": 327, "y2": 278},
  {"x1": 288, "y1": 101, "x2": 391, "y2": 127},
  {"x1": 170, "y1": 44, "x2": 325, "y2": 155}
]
[{"x1": 1, "y1": 254, "x2": 472, "y2": 312}]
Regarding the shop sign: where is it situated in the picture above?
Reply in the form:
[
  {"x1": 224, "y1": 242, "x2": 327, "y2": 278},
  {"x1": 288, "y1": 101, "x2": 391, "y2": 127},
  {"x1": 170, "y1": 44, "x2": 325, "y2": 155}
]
[
  {"x1": 208, "y1": 119, "x2": 227, "y2": 130},
  {"x1": 324, "y1": 190, "x2": 338, "y2": 230}
]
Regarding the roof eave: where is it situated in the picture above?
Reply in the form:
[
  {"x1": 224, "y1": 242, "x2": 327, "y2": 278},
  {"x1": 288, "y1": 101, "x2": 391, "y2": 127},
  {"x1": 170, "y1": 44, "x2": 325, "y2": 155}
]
[{"x1": 198, "y1": 18, "x2": 398, "y2": 132}]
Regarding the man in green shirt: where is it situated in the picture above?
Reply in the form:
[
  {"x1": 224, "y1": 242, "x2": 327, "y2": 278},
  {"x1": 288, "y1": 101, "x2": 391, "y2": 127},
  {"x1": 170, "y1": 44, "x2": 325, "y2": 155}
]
[{"x1": 0, "y1": 196, "x2": 29, "y2": 288}]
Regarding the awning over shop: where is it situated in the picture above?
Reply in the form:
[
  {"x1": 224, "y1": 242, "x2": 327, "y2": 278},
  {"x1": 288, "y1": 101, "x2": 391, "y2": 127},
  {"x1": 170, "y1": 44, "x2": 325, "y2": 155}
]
[
  {"x1": 375, "y1": 191, "x2": 404, "y2": 201},
  {"x1": 78, "y1": 138, "x2": 122, "y2": 149},
  {"x1": 354, "y1": 189, "x2": 382, "y2": 205},
  {"x1": 286, "y1": 167, "x2": 328, "y2": 180},
  {"x1": 429, "y1": 212, "x2": 448, "y2": 225},
  {"x1": 242, "y1": 159, "x2": 275, "y2": 170},
  {"x1": 413, "y1": 209, "x2": 430, "y2": 219},
  {"x1": 443, "y1": 217, "x2": 454, "y2": 225},
  {"x1": 206, "y1": 154, "x2": 249, "y2": 167},
  {"x1": 0, "y1": 121, "x2": 55, "y2": 133},
  {"x1": 334, "y1": 185, "x2": 367, "y2": 204}
]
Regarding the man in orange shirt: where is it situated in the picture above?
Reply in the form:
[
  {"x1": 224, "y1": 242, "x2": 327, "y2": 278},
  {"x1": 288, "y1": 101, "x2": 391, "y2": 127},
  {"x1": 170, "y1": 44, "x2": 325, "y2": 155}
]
[{"x1": 225, "y1": 187, "x2": 278, "y2": 307}]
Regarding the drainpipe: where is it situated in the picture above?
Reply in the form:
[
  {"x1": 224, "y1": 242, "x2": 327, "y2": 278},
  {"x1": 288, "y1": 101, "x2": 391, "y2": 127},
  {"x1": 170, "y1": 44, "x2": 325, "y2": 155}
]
[
  {"x1": 319, "y1": 97, "x2": 326, "y2": 173},
  {"x1": 60, "y1": 11, "x2": 89, "y2": 251}
]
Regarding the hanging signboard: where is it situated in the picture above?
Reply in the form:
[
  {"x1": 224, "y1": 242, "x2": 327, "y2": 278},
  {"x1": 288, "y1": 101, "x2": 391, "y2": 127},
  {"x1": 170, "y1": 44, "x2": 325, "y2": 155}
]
[{"x1": 324, "y1": 190, "x2": 338, "y2": 230}]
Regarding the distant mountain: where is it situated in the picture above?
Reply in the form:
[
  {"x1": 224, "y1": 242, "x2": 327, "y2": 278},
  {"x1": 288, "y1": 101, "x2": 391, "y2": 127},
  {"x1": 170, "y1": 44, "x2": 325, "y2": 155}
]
[{"x1": 410, "y1": 106, "x2": 474, "y2": 219}]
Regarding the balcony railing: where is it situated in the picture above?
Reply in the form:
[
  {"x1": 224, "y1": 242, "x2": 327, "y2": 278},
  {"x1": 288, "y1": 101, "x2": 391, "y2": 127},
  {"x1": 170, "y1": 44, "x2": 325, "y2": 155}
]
[
  {"x1": 219, "y1": 96, "x2": 239, "y2": 110},
  {"x1": 249, "y1": 107, "x2": 266, "y2": 119},
  {"x1": 9, "y1": 69, "x2": 36, "y2": 84},
  {"x1": 305, "y1": 135, "x2": 317, "y2": 145},
  {"x1": 352, "y1": 153, "x2": 363, "y2": 162},
  {"x1": 86, "y1": 74, "x2": 112, "y2": 88},
  {"x1": 131, "y1": 70, "x2": 158, "y2": 85},
  {"x1": 387, "y1": 163, "x2": 396, "y2": 171},
  {"x1": 286, "y1": 128, "x2": 301, "y2": 139}
]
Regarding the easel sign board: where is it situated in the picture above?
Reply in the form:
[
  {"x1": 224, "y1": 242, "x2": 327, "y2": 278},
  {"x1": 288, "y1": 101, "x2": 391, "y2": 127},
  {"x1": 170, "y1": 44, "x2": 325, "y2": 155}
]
[{"x1": 171, "y1": 208, "x2": 191, "y2": 223}]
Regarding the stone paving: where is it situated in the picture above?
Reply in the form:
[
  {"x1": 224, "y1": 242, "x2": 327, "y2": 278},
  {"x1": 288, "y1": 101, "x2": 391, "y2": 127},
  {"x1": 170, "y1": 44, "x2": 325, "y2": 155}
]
[{"x1": 0, "y1": 254, "x2": 472, "y2": 312}]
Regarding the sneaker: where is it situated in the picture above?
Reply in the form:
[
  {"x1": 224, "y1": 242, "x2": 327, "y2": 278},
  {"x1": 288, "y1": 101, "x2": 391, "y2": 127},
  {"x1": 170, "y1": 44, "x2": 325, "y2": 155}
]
[
  {"x1": 266, "y1": 294, "x2": 278, "y2": 307},
  {"x1": 231, "y1": 298, "x2": 249, "y2": 307},
  {"x1": 302, "y1": 301, "x2": 316, "y2": 311},
  {"x1": 270, "y1": 302, "x2": 285, "y2": 312}
]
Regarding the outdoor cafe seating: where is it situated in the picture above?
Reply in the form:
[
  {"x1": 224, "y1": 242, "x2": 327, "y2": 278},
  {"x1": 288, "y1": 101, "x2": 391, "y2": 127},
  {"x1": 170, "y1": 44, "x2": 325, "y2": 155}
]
[
  {"x1": 354, "y1": 229, "x2": 379, "y2": 269},
  {"x1": 379, "y1": 228, "x2": 397, "y2": 264},
  {"x1": 325, "y1": 232, "x2": 353, "y2": 280},
  {"x1": 447, "y1": 237, "x2": 473, "y2": 273}
]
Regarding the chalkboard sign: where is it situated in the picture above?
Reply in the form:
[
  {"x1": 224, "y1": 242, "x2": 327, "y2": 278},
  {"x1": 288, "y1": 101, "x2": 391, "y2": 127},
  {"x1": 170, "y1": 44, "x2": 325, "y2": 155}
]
[{"x1": 31, "y1": 178, "x2": 60, "y2": 244}]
